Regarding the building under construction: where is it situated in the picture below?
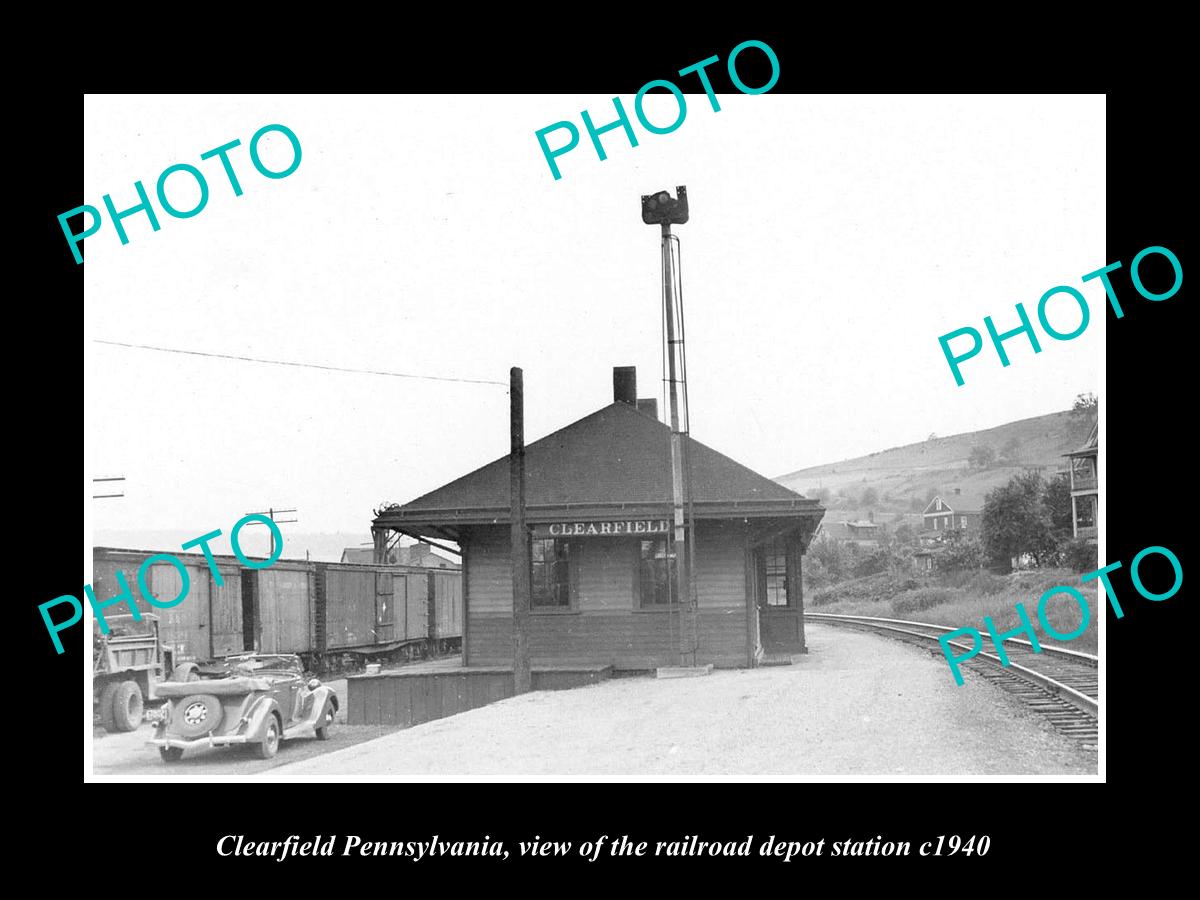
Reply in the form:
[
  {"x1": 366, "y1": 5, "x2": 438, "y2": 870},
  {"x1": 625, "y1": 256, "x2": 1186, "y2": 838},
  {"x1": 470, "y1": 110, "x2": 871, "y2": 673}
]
[{"x1": 371, "y1": 366, "x2": 824, "y2": 669}]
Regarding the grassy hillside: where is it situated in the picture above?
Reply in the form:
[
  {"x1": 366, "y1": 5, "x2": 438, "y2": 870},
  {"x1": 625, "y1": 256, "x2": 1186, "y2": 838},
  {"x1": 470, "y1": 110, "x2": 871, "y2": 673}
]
[
  {"x1": 810, "y1": 567, "x2": 1097, "y2": 654},
  {"x1": 775, "y1": 409, "x2": 1094, "y2": 515}
]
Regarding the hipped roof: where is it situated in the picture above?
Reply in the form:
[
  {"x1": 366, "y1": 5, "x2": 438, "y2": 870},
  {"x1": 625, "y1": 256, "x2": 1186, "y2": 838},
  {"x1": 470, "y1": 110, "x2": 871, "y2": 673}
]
[{"x1": 375, "y1": 401, "x2": 822, "y2": 529}]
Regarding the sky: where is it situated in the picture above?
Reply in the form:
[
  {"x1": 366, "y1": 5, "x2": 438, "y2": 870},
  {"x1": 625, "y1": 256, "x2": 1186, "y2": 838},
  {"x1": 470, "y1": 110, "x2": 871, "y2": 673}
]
[{"x1": 84, "y1": 94, "x2": 1103, "y2": 548}]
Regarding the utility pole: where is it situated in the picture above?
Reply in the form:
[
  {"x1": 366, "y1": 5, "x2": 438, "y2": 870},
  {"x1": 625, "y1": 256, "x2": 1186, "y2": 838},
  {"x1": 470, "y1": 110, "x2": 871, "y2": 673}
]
[
  {"x1": 510, "y1": 367, "x2": 531, "y2": 694},
  {"x1": 642, "y1": 186, "x2": 695, "y2": 666},
  {"x1": 243, "y1": 507, "x2": 298, "y2": 560}
]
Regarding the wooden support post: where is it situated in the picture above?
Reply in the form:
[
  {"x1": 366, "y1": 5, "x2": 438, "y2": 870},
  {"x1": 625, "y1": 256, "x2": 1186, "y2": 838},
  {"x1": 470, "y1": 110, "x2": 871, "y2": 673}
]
[
  {"x1": 791, "y1": 532, "x2": 807, "y2": 654},
  {"x1": 511, "y1": 367, "x2": 532, "y2": 694}
]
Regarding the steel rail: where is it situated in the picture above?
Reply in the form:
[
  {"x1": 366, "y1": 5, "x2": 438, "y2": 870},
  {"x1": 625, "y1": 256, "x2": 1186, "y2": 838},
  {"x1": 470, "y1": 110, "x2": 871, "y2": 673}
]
[
  {"x1": 806, "y1": 612, "x2": 1098, "y2": 718},
  {"x1": 806, "y1": 612, "x2": 1097, "y2": 662}
]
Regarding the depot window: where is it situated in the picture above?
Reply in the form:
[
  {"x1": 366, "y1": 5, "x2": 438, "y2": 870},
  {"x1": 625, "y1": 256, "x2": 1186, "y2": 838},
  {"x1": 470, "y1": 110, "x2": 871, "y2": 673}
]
[
  {"x1": 637, "y1": 538, "x2": 678, "y2": 607},
  {"x1": 531, "y1": 538, "x2": 572, "y2": 609},
  {"x1": 763, "y1": 538, "x2": 790, "y2": 607}
]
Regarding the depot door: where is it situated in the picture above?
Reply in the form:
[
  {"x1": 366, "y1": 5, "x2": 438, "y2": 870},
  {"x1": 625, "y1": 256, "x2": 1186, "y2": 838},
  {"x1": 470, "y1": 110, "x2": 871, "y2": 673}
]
[{"x1": 754, "y1": 535, "x2": 804, "y2": 653}]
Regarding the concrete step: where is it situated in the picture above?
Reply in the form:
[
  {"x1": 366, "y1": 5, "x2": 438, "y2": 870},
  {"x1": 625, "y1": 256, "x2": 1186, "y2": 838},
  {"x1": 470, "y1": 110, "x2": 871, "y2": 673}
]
[
  {"x1": 656, "y1": 664, "x2": 714, "y2": 679},
  {"x1": 760, "y1": 653, "x2": 804, "y2": 667}
]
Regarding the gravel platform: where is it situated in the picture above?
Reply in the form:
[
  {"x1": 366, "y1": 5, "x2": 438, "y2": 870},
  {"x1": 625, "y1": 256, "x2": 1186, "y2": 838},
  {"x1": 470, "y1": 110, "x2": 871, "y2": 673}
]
[{"x1": 258, "y1": 625, "x2": 1097, "y2": 779}]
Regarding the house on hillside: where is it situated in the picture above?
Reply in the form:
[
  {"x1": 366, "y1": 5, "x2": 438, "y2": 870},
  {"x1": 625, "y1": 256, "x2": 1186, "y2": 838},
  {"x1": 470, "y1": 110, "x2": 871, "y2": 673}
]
[
  {"x1": 816, "y1": 516, "x2": 882, "y2": 546},
  {"x1": 922, "y1": 488, "x2": 983, "y2": 535},
  {"x1": 341, "y1": 544, "x2": 459, "y2": 569},
  {"x1": 371, "y1": 367, "x2": 826, "y2": 669},
  {"x1": 1065, "y1": 422, "x2": 1098, "y2": 541}
]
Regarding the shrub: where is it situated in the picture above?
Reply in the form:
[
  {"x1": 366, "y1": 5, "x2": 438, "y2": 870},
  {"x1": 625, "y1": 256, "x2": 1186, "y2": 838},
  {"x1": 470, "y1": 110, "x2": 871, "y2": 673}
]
[
  {"x1": 1062, "y1": 538, "x2": 1098, "y2": 573},
  {"x1": 850, "y1": 545, "x2": 897, "y2": 578},
  {"x1": 969, "y1": 444, "x2": 996, "y2": 468},
  {"x1": 892, "y1": 587, "x2": 956, "y2": 615},
  {"x1": 939, "y1": 533, "x2": 984, "y2": 572}
]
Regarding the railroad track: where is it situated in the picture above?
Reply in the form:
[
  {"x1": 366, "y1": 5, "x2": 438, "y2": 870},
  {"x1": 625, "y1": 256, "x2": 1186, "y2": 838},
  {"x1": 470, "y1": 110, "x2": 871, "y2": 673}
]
[{"x1": 806, "y1": 612, "x2": 1098, "y2": 750}]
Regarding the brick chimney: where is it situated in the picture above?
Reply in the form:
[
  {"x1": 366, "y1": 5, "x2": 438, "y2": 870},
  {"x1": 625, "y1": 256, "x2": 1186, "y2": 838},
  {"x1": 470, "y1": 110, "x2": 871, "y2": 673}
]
[
  {"x1": 636, "y1": 398, "x2": 659, "y2": 420},
  {"x1": 613, "y1": 366, "x2": 637, "y2": 405}
]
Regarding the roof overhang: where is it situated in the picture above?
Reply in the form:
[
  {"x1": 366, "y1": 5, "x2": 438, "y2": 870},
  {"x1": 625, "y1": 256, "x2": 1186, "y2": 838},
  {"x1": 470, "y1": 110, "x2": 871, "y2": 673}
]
[{"x1": 375, "y1": 499, "x2": 825, "y2": 539}]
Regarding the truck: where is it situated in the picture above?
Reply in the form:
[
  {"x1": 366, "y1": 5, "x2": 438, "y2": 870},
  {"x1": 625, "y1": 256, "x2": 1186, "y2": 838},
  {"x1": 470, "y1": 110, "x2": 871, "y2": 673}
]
[{"x1": 93, "y1": 613, "x2": 172, "y2": 732}]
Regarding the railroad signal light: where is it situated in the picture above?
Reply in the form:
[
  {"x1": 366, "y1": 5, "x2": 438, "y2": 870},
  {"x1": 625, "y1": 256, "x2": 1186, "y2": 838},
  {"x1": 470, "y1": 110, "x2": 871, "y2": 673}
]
[{"x1": 641, "y1": 185, "x2": 689, "y2": 226}]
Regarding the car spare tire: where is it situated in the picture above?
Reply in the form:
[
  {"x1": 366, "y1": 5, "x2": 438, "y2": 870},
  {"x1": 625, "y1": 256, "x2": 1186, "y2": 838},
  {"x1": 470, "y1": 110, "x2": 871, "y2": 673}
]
[{"x1": 174, "y1": 694, "x2": 223, "y2": 738}]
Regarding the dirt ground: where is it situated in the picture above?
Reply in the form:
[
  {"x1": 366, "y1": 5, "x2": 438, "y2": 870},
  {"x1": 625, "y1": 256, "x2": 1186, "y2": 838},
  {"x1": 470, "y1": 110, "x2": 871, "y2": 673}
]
[
  {"x1": 91, "y1": 679, "x2": 393, "y2": 779},
  {"x1": 256, "y1": 625, "x2": 1098, "y2": 779}
]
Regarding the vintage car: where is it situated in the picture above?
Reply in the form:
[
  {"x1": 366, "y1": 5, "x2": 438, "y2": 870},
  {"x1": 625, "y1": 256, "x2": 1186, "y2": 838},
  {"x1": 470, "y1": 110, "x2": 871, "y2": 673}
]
[{"x1": 148, "y1": 653, "x2": 338, "y2": 763}]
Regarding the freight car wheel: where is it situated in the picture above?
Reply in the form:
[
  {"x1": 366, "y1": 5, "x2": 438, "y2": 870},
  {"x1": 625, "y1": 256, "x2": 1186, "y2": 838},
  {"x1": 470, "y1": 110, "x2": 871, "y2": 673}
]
[
  {"x1": 98, "y1": 682, "x2": 119, "y2": 732},
  {"x1": 159, "y1": 746, "x2": 185, "y2": 763},
  {"x1": 111, "y1": 681, "x2": 144, "y2": 732},
  {"x1": 254, "y1": 716, "x2": 281, "y2": 759}
]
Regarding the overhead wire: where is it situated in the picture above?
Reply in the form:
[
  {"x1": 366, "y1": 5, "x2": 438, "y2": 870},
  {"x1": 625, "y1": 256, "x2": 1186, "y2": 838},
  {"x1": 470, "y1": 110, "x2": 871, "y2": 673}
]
[{"x1": 93, "y1": 339, "x2": 508, "y2": 386}]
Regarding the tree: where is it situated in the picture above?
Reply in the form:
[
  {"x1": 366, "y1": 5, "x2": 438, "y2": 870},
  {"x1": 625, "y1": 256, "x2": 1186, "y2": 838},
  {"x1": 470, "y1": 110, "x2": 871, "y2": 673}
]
[
  {"x1": 940, "y1": 531, "x2": 984, "y2": 572},
  {"x1": 1072, "y1": 392, "x2": 1098, "y2": 417},
  {"x1": 982, "y1": 471, "x2": 1058, "y2": 571},
  {"x1": 969, "y1": 444, "x2": 996, "y2": 468},
  {"x1": 1043, "y1": 472, "x2": 1074, "y2": 541},
  {"x1": 808, "y1": 533, "x2": 849, "y2": 585},
  {"x1": 1000, "y1": 436, "x2": 1021, "y2": 462},
  {"x1": 893, "y1": 522, "x2": 917, "y2": 545},
  {"x1": 860, "y1": 487, "x2": 879, "y2": 508},
  {"x1": 851, "y1": 545, "x2": 897, "y2": 578}
]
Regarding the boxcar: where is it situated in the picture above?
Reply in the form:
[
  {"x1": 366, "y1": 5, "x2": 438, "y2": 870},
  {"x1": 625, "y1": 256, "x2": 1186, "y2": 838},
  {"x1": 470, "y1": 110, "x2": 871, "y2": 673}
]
[
  {"x1": 429, "y1": 569, "x2": 462, "y2": 650},
  {"x1": 91, "y1": 548, "x2": 461, "y2": 674},
  {"x1": 91, "y1": 549, "x2": 247, "y2": 664},
  {"x1": 316, "y1": 563, "x2": 433, "y2": 658},
  {"x1": 247, "y1": 561, "x2": 313, "y2": 654}
]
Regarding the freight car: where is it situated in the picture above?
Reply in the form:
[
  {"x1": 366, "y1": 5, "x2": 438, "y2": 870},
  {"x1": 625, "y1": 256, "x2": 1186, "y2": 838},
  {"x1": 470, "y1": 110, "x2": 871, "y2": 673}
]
[{"x1": 91, "y1": 548, "x2": 462, "y2": 679}]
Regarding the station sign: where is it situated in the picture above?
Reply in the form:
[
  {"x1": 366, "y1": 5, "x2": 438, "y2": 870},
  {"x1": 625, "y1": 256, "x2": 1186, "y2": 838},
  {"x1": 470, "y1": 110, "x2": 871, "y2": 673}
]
[{"x1": 532, "y1": 520, "x2": 670, "y2": 539}]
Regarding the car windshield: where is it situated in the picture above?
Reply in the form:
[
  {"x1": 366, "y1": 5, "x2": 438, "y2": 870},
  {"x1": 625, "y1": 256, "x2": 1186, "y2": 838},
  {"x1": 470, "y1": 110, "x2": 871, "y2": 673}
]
[{"x1": 227, "y1": 655, "x2": 302, "y2": 675}]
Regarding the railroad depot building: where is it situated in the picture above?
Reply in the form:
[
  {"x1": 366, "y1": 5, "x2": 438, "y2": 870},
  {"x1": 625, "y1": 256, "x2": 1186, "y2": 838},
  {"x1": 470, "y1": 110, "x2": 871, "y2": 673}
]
[{"x1": 372, "y1": 368, "x2": 825, "y2": 670}]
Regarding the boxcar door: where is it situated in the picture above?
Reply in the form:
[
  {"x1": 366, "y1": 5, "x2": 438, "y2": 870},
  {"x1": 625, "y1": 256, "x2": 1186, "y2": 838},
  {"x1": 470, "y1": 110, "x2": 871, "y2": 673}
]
[
  {"x1": 208, "y1": 567, "x2": 243, "y2": 658},
  {"x1": 257, "y1": 568, "x2": 311, "y2": 654},
  {"x1": 375, "y1": 571, "x2": 395, "y2": 643},
  {"x1": 405, "y1": 574, "x2": 428, "y2": 642},
  {"x1": 151, "y1": 562, "x2": 210, "y2": 662}
]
